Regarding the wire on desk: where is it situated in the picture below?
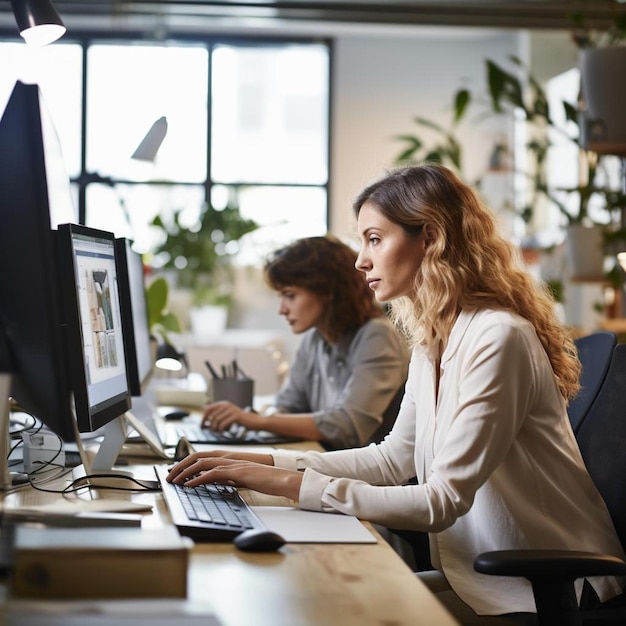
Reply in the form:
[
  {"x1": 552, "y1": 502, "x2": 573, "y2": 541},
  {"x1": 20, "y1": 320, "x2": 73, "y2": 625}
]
[{"x1": 62, "y1": 474, "x2": 162, "y2": 494}]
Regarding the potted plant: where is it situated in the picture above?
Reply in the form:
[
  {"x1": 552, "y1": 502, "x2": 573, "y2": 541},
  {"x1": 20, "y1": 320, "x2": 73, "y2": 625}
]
[
  {"x1": 150, "y1": 193, "x2": 259, "y2": 334},
  {"x1": 145, "y1": 275, "x2": 181, "y2": 346},
  {"x1": 483, "y1": 54, "x2": 626, "y2": 280},
  {"x1": 394, "y1": 87, "x2": 471, "y2": 175}
]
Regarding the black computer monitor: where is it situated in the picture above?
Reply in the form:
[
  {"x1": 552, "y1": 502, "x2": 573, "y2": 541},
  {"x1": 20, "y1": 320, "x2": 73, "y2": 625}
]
[
  {"x1": 0, "y1": 80, "x2": 77, "y2": 443},
  {"x1": 115, "y1": 238, "x2": 154, "y2": 397},
  {"x1": 56, "y1": 224, "x2": 131, "y2": 432},
  {"x1": 0, "y1": 81, "x2": 156, "y2": 483},
  {"x1": 55, "y1": 223, "x2": 142, "y2": 473}
]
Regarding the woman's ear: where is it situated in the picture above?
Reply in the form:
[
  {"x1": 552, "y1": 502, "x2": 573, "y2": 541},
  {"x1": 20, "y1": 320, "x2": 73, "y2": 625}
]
[{"x1": 423, "y1": 224, "x2": 437, "y2": 247}]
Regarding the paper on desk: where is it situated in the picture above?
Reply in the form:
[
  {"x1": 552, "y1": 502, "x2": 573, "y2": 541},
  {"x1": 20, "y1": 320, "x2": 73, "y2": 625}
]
[
  {"x1": 5, "y1": 599, "x2": 222, "y2": 626},
  {"x1": 252, "y1": 506, "x2": 377, "y2": 543}
]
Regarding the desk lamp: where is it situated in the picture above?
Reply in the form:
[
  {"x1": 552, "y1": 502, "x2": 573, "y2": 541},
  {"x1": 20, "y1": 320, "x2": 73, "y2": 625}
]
[
  {"x1": 10, "y1": 0, "x2": 66, "y2": 47},
  {"x1": 131, "y1": 116, "x2": 168, "y2": 163}
]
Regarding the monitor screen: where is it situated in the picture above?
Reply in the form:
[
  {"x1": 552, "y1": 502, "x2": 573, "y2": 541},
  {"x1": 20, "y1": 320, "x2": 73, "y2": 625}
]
[
  {"x1": 0, "y1": 80, "x2": 77, "y2": 441},
  {"x1": 115, "y1": 238, "x2": 154, "y2": 396},
  {"x1": 56, "y1": 223, "x2": 131, "y2": 434}
]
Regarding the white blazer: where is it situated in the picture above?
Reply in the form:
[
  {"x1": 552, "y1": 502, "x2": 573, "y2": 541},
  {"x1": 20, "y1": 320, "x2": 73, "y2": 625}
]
[{"x1": 273, "y1": 308, "x2": 625, "y2": 615}]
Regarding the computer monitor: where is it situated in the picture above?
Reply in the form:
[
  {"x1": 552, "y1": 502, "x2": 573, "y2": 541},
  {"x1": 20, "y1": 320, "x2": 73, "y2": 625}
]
[
  {"x1": 114, "y1": 238, "x2": 154, "y2": 397},
  {"x1": 55, "y1": 223, "x2": 140, "y2": 472},
  {"x1": 0, "y1": 81, "x2": 163, "y2": 485},
  {"x1": 0, "y1": 80, "x2": 77, "y2": 444},
  {"x1": 56, "y1": 224, "x2": 131, "y2": 431}
]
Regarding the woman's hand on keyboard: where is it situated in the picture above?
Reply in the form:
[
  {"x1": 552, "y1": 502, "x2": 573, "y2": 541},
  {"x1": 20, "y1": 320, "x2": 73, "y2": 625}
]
[
  {"x1": 166, "y1": 453, "x2": 303, "y2": 502},
  {"x1": 202, "y1": 401, "x2": 259, "y2": 432}
]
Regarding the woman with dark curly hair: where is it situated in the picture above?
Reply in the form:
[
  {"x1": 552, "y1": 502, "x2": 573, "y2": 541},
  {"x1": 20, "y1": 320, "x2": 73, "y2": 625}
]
[{"x1": 201, "y1": 235, "x2": 409, "y2": 449}]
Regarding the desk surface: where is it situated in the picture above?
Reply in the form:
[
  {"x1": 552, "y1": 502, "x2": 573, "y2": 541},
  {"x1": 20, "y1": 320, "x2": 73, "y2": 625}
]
[{"x1": 2, "y1": 440, "x2": 458, "y2": 626}]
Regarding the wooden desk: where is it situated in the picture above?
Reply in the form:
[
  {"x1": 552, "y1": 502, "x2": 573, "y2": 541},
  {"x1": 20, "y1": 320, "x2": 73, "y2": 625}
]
[{"x1": 1, "y1": 441, "x2": 459, "y2": 626}]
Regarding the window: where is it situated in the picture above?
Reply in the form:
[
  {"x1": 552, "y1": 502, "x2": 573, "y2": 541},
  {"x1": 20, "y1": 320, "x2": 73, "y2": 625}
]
[{"x1": 0, "y1": 35, "x2": 330, "y2": 268}]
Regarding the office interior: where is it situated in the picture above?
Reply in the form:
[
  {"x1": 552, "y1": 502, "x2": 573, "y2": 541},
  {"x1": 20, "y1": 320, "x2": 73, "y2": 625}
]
[
  {"x1": 2, "y1": 1, "x2": 623, "y2": 372},
  {"x1": 0, "y1": 2, "x2": 625, "y2": 623}
]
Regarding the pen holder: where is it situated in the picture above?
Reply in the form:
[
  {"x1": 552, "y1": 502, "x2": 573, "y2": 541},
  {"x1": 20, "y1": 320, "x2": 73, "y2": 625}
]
[{"x1": 210, "y1": 378, "x2": 254, "y2": 408}]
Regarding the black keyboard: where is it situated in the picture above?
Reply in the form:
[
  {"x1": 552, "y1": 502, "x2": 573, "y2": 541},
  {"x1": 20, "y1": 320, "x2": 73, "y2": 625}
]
[
  {"x1": 163, "y1": 421, "x2": 301, "y2": 446},
  {"x1": 154, "y1": 465, "x2": 265, "y2": 541}
]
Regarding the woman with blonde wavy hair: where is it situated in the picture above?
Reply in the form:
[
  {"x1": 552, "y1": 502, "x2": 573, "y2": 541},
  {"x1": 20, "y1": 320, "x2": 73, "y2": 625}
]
[{"x1": 168, "y1": 164, "x2": 624, "y2": 624}]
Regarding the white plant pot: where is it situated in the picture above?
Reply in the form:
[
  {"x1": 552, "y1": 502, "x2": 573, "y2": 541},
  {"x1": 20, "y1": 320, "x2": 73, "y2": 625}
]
[
  {"x1": 189, "y1": 305, "x2": 228, "y2": 337},
  {"x1": 565, "y1": 224, "x2": 605, "y2": 281}
]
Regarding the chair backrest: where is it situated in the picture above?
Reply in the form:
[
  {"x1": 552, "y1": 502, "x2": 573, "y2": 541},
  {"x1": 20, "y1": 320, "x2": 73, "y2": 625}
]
[
  {"x1": 569, "y1": 331, "x2": 617, "y2": 433},
  {"x1": 367, "y1": 383, "x2": 406, "y2": 445},
  {"x1": 576, "y1": 343, "x2": 626, "y2": 552}
]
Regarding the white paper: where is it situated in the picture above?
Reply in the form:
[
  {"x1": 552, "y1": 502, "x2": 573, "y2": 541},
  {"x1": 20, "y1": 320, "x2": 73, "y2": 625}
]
[{"x1": 252, "y1": 506, "x2": 377, "y2": 543}]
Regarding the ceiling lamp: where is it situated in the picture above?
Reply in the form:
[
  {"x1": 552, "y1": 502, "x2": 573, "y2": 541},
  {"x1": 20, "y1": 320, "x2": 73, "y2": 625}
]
[{"x1": 10, "y1": 0, "x2": 66, "y2": 47}]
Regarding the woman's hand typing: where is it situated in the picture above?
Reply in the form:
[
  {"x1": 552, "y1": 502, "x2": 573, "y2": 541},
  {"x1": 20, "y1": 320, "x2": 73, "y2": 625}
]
[{"x1": 166, "y1": 451, "x2": 303, "y2": 501}]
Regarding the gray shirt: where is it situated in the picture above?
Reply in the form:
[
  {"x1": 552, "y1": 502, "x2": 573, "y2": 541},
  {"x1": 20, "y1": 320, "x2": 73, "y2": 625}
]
[{"x1": 273, "y1": 317, "x2": 409, "y2": 449}]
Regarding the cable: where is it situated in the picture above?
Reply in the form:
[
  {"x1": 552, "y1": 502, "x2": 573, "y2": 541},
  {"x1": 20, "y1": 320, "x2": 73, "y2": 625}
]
[{"x1": 62, "y1": 473, "x2": 161, "y2": 494}]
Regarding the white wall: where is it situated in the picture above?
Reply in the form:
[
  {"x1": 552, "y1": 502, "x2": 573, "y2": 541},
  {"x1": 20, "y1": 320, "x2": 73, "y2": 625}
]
[
  {"x1": 329, "y1": 29, "x2": 522, "y2": 243},
  {"x1": 231, "y1": 27, "x2": 532, "y2": 358}
]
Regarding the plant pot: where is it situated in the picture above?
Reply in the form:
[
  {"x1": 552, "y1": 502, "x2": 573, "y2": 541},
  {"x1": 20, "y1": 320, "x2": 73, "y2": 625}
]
[
  {"x1": 565, "y1": 224, "x2": 605, "y2": 281},
  {"x1": 579, "y1": 48, "x2": 626, "y2": 156},
  {"x1": 189, "y1": 305, "x2": 228, "y2": 337}
]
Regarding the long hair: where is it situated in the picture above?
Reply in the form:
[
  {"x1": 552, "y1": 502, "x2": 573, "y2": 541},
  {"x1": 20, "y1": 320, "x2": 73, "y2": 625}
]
[
  {"x1": 353, "y1": 164, "x2": 580, "y2": 400},
  {"x1": 264, "y1": 235, "x2": 383, "y2": 343}
]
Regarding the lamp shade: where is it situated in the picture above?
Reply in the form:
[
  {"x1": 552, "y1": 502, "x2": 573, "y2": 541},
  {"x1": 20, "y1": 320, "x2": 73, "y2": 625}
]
[
  {"x1": 131, "y1": 116, "x2": 168, "y2": 162},
  {"x1": 10, "y1": 0, "x2": 66, "y2": 46}
]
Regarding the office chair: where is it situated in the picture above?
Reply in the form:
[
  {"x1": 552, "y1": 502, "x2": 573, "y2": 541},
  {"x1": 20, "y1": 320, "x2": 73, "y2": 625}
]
[
  {"x1": 568, "y1": 331, "x2": 617, "y2": 433},
  {"x1": 367, "y1": 383, "x2": 406, "y2": 445},
  {"x1": 474, "y1": 343, "x2": 626, "y2": 626}
]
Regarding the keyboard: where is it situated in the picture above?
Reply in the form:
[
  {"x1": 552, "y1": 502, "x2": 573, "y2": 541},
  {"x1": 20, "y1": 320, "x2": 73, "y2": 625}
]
[
  {"x1": 162, "y1": 420, "x2": 301, "y2": 446},
  {"x1": 153, "y1": 465, "x2": 265, "y2": 541}
]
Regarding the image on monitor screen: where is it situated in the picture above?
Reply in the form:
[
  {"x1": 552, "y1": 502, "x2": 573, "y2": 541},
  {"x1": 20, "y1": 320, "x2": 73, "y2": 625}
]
[{"x1": 57, "y1": 223, "x2": 131, "y2": 430}]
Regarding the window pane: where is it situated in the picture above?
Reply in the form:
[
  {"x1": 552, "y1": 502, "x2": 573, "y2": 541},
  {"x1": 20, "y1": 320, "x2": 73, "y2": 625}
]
[
  {"x1": 211, "y1": 185, "x2": 327, "y2": 265},
  {"x1": 0, "y1": 41, "x2": 82, "y2": 177},
  {"x1": 86, "y1": 44, "x2": 208, "y2": 182},
  {"x1": 85, "y1": 183, "x2": 205, "y2": 255},
  {"x1": 212, "y1": 44, "x2": 329, "y2": 185}
]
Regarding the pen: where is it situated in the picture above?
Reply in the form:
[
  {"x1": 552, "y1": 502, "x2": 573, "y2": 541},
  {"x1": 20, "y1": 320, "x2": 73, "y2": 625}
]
[
  {"x1": 204, "y1": 360, "x2": 220, "y2": 379},
  {"x1": 233, "y1": 361, "x2": 251, "y2": 379}
]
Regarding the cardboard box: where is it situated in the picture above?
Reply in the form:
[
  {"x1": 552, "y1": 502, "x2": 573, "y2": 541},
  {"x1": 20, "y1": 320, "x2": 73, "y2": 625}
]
[{"x1": 11, "y1": 525, "x2": 191, "y2": 599}]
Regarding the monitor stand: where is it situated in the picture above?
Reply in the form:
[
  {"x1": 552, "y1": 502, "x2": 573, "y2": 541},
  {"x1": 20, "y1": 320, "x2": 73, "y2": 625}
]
[{"x1": 71, "y1": 398, "x2": 161, "y2": 490}]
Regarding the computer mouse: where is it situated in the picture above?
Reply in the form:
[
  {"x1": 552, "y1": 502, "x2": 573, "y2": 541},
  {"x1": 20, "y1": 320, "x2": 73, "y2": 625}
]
[
  {"x1": 163, "y1": 409, "x2": 190, "y2": 421},
  {"x1": 233, "y1": 528, "x2": 286, "y2": 553}
]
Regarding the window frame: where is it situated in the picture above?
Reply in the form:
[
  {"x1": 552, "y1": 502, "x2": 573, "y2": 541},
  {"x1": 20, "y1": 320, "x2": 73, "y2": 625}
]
[{"x1": 0, "y1": 29, "x2": 333, "y2": 241}]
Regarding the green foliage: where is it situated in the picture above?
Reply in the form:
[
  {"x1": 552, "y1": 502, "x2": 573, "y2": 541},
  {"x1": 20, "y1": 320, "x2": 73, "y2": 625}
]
[
  {"x1": 394, "y1": 88, "x2": 471, "y2": 172},
  {"x1": 151, "y1": 198, "x2": 259, "y2": 306},
  {"x1": 486, "y1": 55, "x2": 626, "y2": 228},
  {"x1": 570, "y1": 1, "x2": 626, "y2": 48},
  {"x1": 545, "y1": 278, "x2": 565, "y2": 304},
  {"x1": 146, "y1": 276, "x2": 181, "y2": 344}
]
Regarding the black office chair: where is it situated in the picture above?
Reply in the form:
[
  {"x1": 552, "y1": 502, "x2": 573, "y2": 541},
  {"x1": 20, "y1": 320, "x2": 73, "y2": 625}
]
[
  {"x1": 568, "y1": 331, "x2": 617, "y2": 433},
  {"x1": 474, "y1": 343, "x2": 626, "y2": 626},
  {"x1": 367, "y1": 383, "x2": 406, "y2": 445}
]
